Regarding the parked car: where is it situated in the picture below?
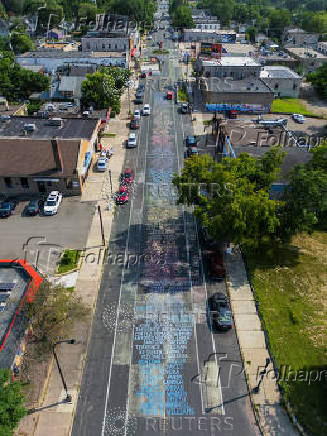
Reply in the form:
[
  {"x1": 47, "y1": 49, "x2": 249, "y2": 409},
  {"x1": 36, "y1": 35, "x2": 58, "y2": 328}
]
[
  {"x1": 185, "y1": 135, "x2": 197, "y2": 147},
  {"x1": 127, "y1": 133, "x2": 137, "y2": 148},
  {"x1": 26, "y1": 199, "x2": 40, "y2": 216},
  {"x1": 207, "y1": 250, "x2": 226, "y2": 280},
  {"x1": 97, "y1": 157, "x2": 107, "y2": 172},
  {"x1": 181, "y1": 103, "x2": 189, "y2": 114},
  {"x1": 43, "y1": 191, "x2": 62, "y2": 215},
  {"x1": 141, "y1": 72, "x2": 147, "y2": 78},
  {"x1": 130, "y1": 119, "x2": 140, "y2": 129},
  {"x1": 209, "y1": 292, "x2": 228, "y2": 311},
  {"x1": 143, "y1": 104, "x2": 151, "y2": 115},
  {"x1": 116, "y1": 185, "x2": 130, "y2": 204},
  {"x1": 0, "y1": 199, "x2": 17, "y2": 218},
  {"x1": 212, "y1": 300, "x2": 232, "y2": 330},
  {"x1": 198, "y1": 225, "x2": 216, "y2": 247},
  {"x1": 121, "y1": 168, "x2": 135, "y2": 184},
  {"x1": 292, "y1": 114, "x2": 306, "y2": 124},
  {"x1": 135, "y1": 92, "x2": 144, "y2": 104},
  {"x1": 186, "y1": 147, "x2": 198, "y2": 157},
  {"x1": 134, "y1": 109, "x2": 141, "y2": 120},
  {"x1": 167, "y1": 91, "x2": 173, "y2": 100},
  {"x1": 137, "y1": 84, "x2": 145, "y2": 92}
]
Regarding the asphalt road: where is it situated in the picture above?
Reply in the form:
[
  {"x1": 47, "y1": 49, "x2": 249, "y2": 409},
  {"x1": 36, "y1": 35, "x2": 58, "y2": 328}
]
[{"x1": 72, "y1": 26, "x2": 260, "y2": 436}]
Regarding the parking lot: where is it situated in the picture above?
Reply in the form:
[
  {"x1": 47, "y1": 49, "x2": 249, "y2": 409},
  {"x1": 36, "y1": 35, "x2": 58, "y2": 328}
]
[{"x1": 0, "y1": 196, "x2": 96, "y2": 274}]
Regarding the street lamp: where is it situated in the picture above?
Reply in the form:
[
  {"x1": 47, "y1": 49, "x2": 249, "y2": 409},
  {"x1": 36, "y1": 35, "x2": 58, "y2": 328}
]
[{"x1": 52, "y1": 339, "x2": 76, "y2": 403}]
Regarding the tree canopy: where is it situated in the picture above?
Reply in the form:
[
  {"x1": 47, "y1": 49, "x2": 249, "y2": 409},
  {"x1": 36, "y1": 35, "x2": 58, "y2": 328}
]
[
  {"x1": 0, "y1": 51, "x2": 50, "y2": 101},
  {"x1": 173, "y1": 149, "x2": 285, "y2": 247},
  {"x1": 0, "y1": 369, "x2": 26, "y2": 436},
  {"x1": 172, "y1": 5, "x2": 194, "y2": 29},
  {"x1": 307, "y1": 63, "x2": 327, "y2": 100}
]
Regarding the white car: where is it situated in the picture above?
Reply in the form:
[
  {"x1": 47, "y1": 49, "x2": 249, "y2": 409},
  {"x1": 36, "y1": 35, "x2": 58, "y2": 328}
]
[
  {"x1": 292, "y1": 114, "x2": 306, "y2": 124},
  {"x1": 134, "y1": 109, "x2": 141, "y2": 120},
  {"x1": 43, "y1": 191, "x2": 62, "y2": 215},
  {"x1": 97, "y1": 157, "x2": 107, "y2": 172},
  {"x1": 143, "y1": 104, "x2": 151, "y2": 115},
  {"x1": 127, "y1": 133, "x2": 137, "y2": 148}
]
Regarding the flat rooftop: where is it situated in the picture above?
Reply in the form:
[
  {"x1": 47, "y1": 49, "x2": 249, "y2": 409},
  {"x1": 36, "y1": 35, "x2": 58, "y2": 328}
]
[
  {"x1": 286, "y1": 47, "x2": 327, "y2": 59},
  {"x1": 18, "y1": 51, "x2": 127, "y2": 59},
  {"x1": 221, "y1": 43, "x2": 256, "y2": 54},
  {"x1": 0, "y1": 264, "x2": 29, "y2": 369},
  {"x1": 202, "y1": 77, "x2": 272, "y2": 93},
  {"x1": 260, "y1": 66, "x2": 300, "y2": 79},
  {"x1": 201, "y1": 56, "x2": 260, "y2": 67},
  {"x1": 0, "y1": 116, "x2": 98, "y2": 140}
]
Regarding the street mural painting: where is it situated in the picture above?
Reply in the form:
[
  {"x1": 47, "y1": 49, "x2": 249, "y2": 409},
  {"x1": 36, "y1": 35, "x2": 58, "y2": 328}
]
[{"x1": 130, "y1": 92, "x2": 197, "y2": 419}]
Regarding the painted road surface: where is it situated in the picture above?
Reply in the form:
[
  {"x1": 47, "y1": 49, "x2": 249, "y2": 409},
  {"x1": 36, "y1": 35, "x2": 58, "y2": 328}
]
[{"x1": 72, "y1": 29, "x2": 260, "y2": 436}]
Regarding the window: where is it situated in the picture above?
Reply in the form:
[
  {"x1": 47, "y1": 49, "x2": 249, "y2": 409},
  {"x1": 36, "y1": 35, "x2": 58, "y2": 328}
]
[
  {"x1": 4, "y1": 177, "x2": 12, "y2": 188},
  {"x1": 108, "y1": 43, "x2": 111, "y2": 49},
  {"x1": 66, "y1": 178, "x2": 73, "y2": 189},
  {"x1": 274, "y1": 83, "x2": 279, "y2": 89},
  {"x1": 47, "y1": 181, "x2": 52, "y2": 187},
  {"x1": 86, "y1": 42, "x2": 90, "y2": 50},
  {"x1": 20, "y1": 177, "x2": 29, "y2": 188},
  {"x1": 102, "y1": 43, "x2": 105, "y2": 49},
  {"x1": 293, "y1": 83, "x2": 297, "y2": 90}
]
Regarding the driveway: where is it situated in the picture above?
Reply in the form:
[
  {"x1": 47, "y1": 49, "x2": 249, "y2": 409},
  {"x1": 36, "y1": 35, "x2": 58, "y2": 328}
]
[{"x1": 0, "y1": 196, "x2": 95, "y2": 274}]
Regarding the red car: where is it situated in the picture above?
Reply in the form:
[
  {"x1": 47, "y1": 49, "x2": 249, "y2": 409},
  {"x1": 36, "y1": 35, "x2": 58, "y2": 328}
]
[
  {"x1": 141, "y1": 72, "x2": 146, "y2": 78},
  {"x1": 130, "y1": 119, "x2": 140, "y2": 129},
  {"x1": 207, "y1": 250, "x2": 226, "y2": 279},
  {"x1": 116, "y1": 185, "x2": 129, "y2": 204},
  {"x1": 121, "y1": 168, "x2": 135, "y2": 184},
  {"x1": 167, "y1": 91, "x2": 173, "y2": 100}
]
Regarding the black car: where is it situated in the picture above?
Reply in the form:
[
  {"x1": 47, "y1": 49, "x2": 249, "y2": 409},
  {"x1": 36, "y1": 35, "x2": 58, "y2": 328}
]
[
  {"x1": 0, "y1": 199, "x2": 17, "y2": 218},
  {"x1": 209, "y1": 293, "x2": 232, "y2": 331},
  {"x1": 26, "y1": 199, "x2": 40, "y2": 216},
  {"x1": 134, "y1": 92, "x2": 144, "y2": 104},
  {"x1": 185, "y1": 135, "x2": 197, "y2": 147}
]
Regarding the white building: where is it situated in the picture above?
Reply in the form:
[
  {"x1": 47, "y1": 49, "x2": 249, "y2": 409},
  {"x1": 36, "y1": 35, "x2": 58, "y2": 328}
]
[
  {"x1": 260, "y1": 66, "x2": 301, "y2": 98},
  {"x1": 16, "y1": 51, "x2": 128, "y2": 74},
  {"x1": 195, "y1": 56, "x2": 261, "y2": 79}
]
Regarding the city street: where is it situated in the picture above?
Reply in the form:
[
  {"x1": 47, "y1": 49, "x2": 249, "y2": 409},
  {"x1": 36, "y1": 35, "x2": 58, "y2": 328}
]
[{"x1": 72, "y1": 25, "x2": 259, "y2": 436}]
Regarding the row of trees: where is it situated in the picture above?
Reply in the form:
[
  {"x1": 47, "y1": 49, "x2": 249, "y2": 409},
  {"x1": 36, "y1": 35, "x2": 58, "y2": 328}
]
[
  {"x1": 81, "y1": 66, "x2": 132, "y2": 113},
  {"x1": 169, "y1": 0, "x2": 194, "y2": 29},
  {"x1": 173, "y1": 146, "x2": 327, "y2": 248},
  {"x1": 3, "y1": 0, "x2": 156, "y2": 32}
]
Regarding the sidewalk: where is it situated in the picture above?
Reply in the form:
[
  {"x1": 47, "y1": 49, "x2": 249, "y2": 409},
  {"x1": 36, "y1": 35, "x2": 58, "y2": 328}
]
[
  {"x1": 225, "y1": 245, "x2": 299, "y2": 436},
  {"x1": 15, "y1": 87, "x2": 135, "y2": 436}
]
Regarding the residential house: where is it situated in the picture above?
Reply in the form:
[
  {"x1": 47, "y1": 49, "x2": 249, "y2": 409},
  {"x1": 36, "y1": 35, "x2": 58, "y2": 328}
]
[{"x1": 260, "y1": 66, "x2": 301, "y2": 98}]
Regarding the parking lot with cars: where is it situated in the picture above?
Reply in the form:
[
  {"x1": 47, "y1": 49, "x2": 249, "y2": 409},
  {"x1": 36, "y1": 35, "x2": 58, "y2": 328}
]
[{"x1": 0, "y1": 195, "x2": 95, "y2": 273}]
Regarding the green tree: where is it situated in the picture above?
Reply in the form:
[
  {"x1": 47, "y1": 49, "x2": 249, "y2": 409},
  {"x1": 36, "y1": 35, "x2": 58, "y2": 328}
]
[
  {"x1": 266, "y1": 8, "x2": 291, "y2": 39},
  {"x1": 81, "y1": 71, "x2": 121, "y2": 112},
  {"x1": 4, "y1": 0, "x2": 24, "y2": 14},
  {"x1": 280, "y1": 165, "x2": 327, "y2": 239},
  {"x1": 0, "y1": 2, "x2": 8, "y2": 18},
  {"x1": 100, "y1": 66, "x2": 132, "y2": 93},
  {"x1": 0, "y1": 369, "x2": 26, "y2": 436},
  {"x1": 307, "y1": 63, "x2": 327, "y2": 100},
  {"x1": 78, "y1": 2, "x2": 98, "y2": 23},
  {"x1": 309, "y1": 144, "x2": 327, "y2": 171},
  {"x1": 173, "y1": 151, "x2": 285, "y2": 247},
  {"x1": 11, "y1": 33, "x2": 35, "y2": 54},
  {"x1": 172, "y1": 5, "x2": 194, "y2": 28}
]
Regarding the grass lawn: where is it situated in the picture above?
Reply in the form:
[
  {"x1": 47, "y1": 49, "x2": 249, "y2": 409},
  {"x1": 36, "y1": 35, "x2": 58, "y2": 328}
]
[
  {"x1": 245, "y1": 232, "x2": 327, "y2": 436},
  {"x1": 271, "y1": 98, "x2": 316, "y2": 116},
  {"x1": 57, "y1": 249, "x2": 81, "y2": 274},
  {"x1": 178, "y1": 89, "x2": 188, "y2": 102}
]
